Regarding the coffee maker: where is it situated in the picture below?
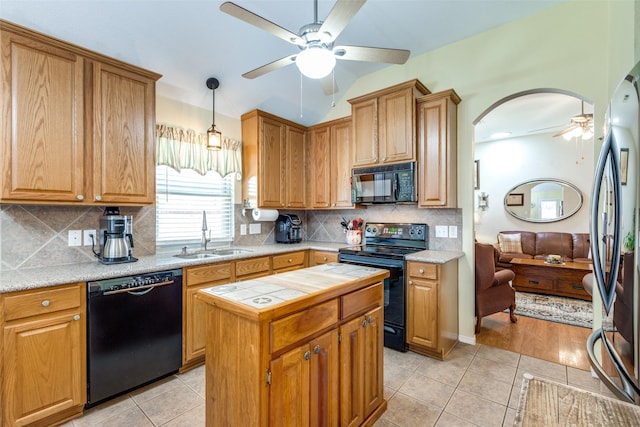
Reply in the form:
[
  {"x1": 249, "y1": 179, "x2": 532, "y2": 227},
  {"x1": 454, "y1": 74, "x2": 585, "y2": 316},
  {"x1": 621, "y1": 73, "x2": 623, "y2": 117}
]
[
  {"x1": 95, "y1": 207, "x2": 137, "y2": 264},
  {"x1": 275, "y1": 214, "x2": 302, "y2": 243}
]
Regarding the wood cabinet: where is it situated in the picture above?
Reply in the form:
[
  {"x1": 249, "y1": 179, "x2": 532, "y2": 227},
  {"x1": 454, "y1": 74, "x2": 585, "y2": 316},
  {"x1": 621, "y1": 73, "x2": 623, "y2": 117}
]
[
  {"x1": 417, "y1": 89, "x2": 460, "y2": 208},
  {"x1": 0, "y1": 20, "x2": 160, "y2": 205},
  {"x1": 1, "y1": 283, "x2": 86, "y2": 427},
  {"x1": 308, "y1": 117, "x2": 353, "y2": 209},
  {"x1": 273, "y1": 251, "x2": 307, "y2": 273},
  {"x1": 406, "y1": 260, "x2": 459, "y2": 360},
  {"x1": 197, "y1": 266, "x2": 388, "y2": 426},
  {"x1": 182, "y1": 262, "x2": 233, "y2": 370},
  {"x1": 309, "y1": 250, "x2": 339, "y2": 266},
  {"x1": 241, "y1": 109, "x2": 307, "y2": 209},
  {"x1": 348, "y1": 80, "x2": 429, "y2": 167}
]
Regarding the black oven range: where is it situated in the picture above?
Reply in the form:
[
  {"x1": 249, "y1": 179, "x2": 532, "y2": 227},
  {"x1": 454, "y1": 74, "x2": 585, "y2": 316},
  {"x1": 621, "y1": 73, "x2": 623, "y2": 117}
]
[{"x1": 338, "y1": 222, "x2": 427, "y2": 352}]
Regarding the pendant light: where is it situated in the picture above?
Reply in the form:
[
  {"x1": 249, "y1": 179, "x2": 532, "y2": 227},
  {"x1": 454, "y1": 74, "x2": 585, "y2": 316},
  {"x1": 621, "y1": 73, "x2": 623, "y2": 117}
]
[{"x1": 206, "y1": 77, "x2": 222, "y2": 150}]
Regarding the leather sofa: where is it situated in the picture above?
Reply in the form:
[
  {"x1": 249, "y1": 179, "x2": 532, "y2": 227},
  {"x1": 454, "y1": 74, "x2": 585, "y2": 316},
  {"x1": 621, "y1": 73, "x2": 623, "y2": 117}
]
[{"x1": 494, "y1": 231, "x2": 591, "y2": 269}]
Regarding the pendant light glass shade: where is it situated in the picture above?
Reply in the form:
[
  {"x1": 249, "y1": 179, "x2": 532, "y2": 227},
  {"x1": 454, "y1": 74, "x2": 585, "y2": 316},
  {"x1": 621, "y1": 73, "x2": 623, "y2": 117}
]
[
  {"x1": 206, "y1": 77, "x2": 222, "y2": 150},
  {"x1": 296, "y1": 46, "x2": 336, "y2": 79}
]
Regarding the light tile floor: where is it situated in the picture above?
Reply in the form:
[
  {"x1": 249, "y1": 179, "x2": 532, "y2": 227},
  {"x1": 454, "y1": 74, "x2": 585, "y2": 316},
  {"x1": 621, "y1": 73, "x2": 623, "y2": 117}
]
[{"x1": 62, "y1": 343, "x2": 617, "y2": 427}]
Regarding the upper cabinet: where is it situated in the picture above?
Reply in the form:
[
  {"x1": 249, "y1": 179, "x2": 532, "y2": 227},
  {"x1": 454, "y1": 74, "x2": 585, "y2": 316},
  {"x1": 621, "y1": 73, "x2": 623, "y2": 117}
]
[
  {"x1": 241, "y1": 109, "x2": 307, "y2": 209},
  {"x1": 0, "y1": 20, "x2": 160, "y2": 205},
  {"x1": 308, "y1": 117, "x2": 353, "y2": 209},
  {"x1": 348, "y1": 80, "x2": 429, "y2": 168},
  {"x1": 417, "y1": 89, "x2": 460, "y2": 208}
]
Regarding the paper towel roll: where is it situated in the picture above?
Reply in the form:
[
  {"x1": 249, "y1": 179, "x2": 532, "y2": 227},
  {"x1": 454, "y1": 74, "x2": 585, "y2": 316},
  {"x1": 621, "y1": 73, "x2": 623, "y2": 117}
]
[{"x1": 252, "y1": 208, "x2": 279, "y2": 222}]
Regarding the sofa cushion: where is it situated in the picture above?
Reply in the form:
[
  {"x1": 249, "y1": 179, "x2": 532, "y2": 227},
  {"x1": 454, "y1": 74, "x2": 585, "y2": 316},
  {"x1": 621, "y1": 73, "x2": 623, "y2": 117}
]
[
  {"x1": 534, "y1": 232, "x2": 574, "y2": 260},
  {"x1": 498, "y1": 233, "x2": 523, "y2": 254},
  {"x1": 498, "y1": 231, "x2": 537, "y2": 256},
  {"x1": 572, "y1": 233, "x2": 590, "y2": 259}
]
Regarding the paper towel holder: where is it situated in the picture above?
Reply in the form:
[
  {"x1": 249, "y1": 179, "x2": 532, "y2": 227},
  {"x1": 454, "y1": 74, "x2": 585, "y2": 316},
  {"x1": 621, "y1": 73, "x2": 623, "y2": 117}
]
[{"x1": 241, "y1": 199, "x2": 252, "y2": 217}]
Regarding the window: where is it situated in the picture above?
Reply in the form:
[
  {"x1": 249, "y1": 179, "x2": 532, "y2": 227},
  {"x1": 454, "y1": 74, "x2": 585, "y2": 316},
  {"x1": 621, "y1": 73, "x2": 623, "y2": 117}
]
[{"x1": 156, "y1": 165, "x2": 234, "y2": 247}]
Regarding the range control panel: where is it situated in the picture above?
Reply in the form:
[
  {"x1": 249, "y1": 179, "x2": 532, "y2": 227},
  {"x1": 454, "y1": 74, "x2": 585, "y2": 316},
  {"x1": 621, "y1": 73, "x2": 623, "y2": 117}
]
[{"x1": 364, "y1": 223, "x2": 427, "y2": 241}]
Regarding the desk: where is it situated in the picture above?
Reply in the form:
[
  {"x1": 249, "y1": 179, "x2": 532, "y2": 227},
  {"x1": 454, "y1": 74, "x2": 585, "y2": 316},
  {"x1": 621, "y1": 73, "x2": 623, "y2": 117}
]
[{"x1": 510, "y1": 258, "x2": 592, "y2": 300}]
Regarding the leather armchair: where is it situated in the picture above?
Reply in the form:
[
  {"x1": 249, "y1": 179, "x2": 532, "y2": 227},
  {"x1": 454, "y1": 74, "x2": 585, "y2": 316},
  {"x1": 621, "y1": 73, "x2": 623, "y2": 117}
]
[{"x1": 475, "y1": 243, "x2": 517, "y2": 333}]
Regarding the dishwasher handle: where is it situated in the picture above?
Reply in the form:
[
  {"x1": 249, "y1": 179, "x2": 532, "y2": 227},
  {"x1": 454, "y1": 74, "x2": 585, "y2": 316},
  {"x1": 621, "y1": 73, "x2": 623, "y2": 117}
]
[{"x1": 102, "y1": 279, "x2": 176, "y2": 296}]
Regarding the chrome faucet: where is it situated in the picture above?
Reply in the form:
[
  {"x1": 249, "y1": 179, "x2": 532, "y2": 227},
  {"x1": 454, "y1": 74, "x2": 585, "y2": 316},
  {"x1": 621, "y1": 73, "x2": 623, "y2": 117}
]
[{"x1": 201, "y1": 210, "x2": 211, "y2": 250}]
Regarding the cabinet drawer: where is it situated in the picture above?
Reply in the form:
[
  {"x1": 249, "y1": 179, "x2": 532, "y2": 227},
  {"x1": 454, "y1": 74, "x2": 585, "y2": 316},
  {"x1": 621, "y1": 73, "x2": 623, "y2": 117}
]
[
  {"x1": 311, "y1": 250, "x2": 338, "y2": 265},
  {"x1": 273, "y1": 251, "x2": 306, "y2": 271},
  {"x1": 236, "y1": 256, "x2": 271, "y2": 278},
  {"x1": 341, "y1": 283, "x2": 383, "y2": 319},
  {"x1": 3, "y1": 284, "x2": 81, "y2": 321},
  {"x1": 270, "y1": 299, "x2": 338, "y2": 353},
  {"x1": 407, "y1": 262, "x2": 437, "y2": 280},
  {"x1": 185, "y1": 262, "x2": 232, "y2": 286}
]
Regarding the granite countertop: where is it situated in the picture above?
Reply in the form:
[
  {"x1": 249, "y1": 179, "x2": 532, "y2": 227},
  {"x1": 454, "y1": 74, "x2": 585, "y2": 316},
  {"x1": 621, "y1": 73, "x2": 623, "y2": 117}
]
[{"x1": 0, "y1": 241, "x2": 463, "y2": 294}]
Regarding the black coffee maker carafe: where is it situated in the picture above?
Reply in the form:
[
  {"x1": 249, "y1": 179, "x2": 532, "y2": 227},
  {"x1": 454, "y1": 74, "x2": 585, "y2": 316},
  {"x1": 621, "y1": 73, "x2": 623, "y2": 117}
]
[{"x1": 94, "y1": 207, "x2": 137, "y2": 264}]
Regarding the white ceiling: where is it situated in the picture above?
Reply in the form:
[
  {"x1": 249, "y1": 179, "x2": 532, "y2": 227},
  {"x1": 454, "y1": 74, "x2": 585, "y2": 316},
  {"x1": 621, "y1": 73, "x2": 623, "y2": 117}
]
[{"x1": 0, "y1": 0, "x2": 567, "y2": 126}]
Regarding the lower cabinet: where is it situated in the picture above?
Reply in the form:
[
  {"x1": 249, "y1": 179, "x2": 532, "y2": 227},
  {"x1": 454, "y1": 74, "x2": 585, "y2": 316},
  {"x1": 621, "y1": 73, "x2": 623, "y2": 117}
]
[
  {"x1": 1, "y1": 283, "x2": 86, "y2": 427},
  {"x1": 272, "y1": 251, "x2": 307, "y2": 273},
  {"x1": 406, "y1": 260, "x2": 459, "y2": 360},
  {"x1": 309, "y1": 250, "x2": 338, "y2": 266}
]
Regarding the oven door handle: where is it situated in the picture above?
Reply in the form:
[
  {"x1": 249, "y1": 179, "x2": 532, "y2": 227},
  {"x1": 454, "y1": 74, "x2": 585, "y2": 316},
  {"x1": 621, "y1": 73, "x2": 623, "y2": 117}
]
[{"x1": 338, "y1": 253, "x2": 404, "y2": 269}]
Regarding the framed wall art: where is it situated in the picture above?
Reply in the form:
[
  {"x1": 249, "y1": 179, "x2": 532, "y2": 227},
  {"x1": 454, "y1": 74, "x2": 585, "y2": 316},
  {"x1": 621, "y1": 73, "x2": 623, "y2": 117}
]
[{"x1": 505, "y1": 193, "x2": 524, "y2": 206}]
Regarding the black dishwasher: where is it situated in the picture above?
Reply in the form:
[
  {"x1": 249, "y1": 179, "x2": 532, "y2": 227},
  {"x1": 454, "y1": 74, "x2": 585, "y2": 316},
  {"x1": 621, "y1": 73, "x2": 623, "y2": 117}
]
[{"x1": 86, "y1": 269, "x2": 182, "y2": 407}]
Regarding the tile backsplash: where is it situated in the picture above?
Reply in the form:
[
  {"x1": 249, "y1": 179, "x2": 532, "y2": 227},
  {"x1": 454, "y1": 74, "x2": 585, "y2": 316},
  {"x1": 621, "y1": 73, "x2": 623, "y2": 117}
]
[{"x1": 1, "y1": 203, "x2": 461, "y2": 271}]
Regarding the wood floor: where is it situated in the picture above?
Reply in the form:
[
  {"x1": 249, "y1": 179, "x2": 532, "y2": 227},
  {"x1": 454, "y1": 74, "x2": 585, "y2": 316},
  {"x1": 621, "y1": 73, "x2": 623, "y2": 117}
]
[{"x1": 476, "y1": 311, "x2": 595, "y2": 371}]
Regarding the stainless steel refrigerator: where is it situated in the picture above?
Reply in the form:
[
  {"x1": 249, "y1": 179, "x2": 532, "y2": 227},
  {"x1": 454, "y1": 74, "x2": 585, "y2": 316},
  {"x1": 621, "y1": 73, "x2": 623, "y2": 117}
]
[{"x1": 588, "y1": 60, "x2": 640, "y2": 403}]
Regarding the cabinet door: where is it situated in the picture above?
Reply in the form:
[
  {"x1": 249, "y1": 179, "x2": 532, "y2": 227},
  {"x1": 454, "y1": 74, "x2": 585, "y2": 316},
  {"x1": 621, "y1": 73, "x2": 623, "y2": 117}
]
[
  {"x1": 351, "y1": 98, "x2": 378, "y2": 167},
  {"x1": 259, "y1": 116, "x2": 285, "y2": 208},
  {"x1": 184, "y1": 284, "x2": 210, "y2": 365},
  {"x1": 378, "y1": 88, "x2": 415, "y2": 164},
  {"x1": 309, "y1": 126, "x2": 332, "y2": 208},
  {"x1": 407, "y1": 276, "x2": 438, "y2": 349},
  {"x1": 269, "y1": 343, "x2": 311, "y2": 427},
  {"x1": 331, "y1": 119, "x2": 354, "y2": 208},
  {"x1": 92, "y1": 62, "x2": 156, "y2": 204},
  {"x1": 1, "y1": 31, "x2": 85, "y2": 203},
  {"x1": 309, "y1": 330, "x2": 339, "y2": 427},
  {"x1": 3, "y1": 311, "x2": 85, "y2": 426},
  {"x1": 286, "y1": 125, "x2": 306, "y2": 208},
  {"x1": 417, "y1": 94, "x2": 457, "y2": 208},
  {"x1": 340, "y1": 315, "x2": 366, "y2": 427},
  {"x1": 362, "y1": 307, "x2": 383, "y2": 418}
]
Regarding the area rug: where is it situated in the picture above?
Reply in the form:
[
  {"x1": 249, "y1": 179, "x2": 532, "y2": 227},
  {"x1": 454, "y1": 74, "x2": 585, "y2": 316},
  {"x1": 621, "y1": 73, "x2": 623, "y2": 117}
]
[
  {"x1": 514, "y1": 374, "x2": 640, "y2": 426},
  {"x1": 508, "y1": 292, "x2": 594, "y2": 329}
]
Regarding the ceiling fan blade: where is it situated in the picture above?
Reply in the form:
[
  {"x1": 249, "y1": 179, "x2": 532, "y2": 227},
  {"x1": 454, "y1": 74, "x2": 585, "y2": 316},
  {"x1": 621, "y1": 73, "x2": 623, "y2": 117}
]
[
  {"x1": 242, "y1": 54, "x2": 297, "y2": 79},
  {"x1": 552, "y1": 124, "x2": 578, "y2": 137},
  {"x1": 319, "y1": 0, "x2": 366, "y2": 42},
  {"x1": 220, "y1": 2, "x2": 304, "y2": 46},
  {"x1": 527, "y1": 124, "x2": 566, "y2": 133},
  {"x1": 321, "y1": 75, "x2": 339, "y2": 95},
  {"x1": 333, "y1": 45, "x2": 410, "y2": 64}
]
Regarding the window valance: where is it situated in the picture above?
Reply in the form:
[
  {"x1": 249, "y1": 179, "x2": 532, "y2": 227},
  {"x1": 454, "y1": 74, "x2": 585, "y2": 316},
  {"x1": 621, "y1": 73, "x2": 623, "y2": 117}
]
[{"x1": 156, "y1": 124, "x2": 242, "y2": 178}]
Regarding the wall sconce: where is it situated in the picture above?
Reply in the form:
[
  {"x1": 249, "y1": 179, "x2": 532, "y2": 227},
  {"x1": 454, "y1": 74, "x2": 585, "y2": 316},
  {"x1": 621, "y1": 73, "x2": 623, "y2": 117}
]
[
  {"x1": 206, "y1": 77, "x2": 222, "y2": 150},
  {"x1": 478, "y1": 192, "x2": 489, "y2": 211}
]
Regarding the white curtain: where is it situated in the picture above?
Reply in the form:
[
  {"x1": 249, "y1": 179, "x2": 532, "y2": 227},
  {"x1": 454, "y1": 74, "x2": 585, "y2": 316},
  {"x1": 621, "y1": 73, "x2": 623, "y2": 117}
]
[{"x1": 156, "y1": 124, "x2": 242, "y2": 178}]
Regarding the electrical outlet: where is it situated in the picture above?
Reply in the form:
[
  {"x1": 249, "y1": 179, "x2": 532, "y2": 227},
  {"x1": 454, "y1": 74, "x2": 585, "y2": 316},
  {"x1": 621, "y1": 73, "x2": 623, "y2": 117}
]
[
  {"x1": 84, "y1": 229, "x2": 96, "y2": 246},
  {"x1": 68, "y1": 230, "x2": 82, "y2": 247},
  {"x1": 249, "y1": 223, "x2": 261, "y2": 234},
  {"x1": 435, "y1": 225, "x2": 448, "y2": 238},
  {"x1": 240, "y1": 224, "x2": 247, "y2": 235},
  {"x1": 448, "y1": 225, "x2": 458, "y2": 239}
]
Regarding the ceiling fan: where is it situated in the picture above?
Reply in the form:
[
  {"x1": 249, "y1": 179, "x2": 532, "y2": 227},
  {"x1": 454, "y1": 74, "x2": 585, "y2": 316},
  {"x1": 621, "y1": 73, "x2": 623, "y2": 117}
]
[
  {"x1": 220, "y1": 0, "x2": 410, "y2": 93},
  {"x1": 552, "y1": 100, "x2": 594, "y2": 140}
]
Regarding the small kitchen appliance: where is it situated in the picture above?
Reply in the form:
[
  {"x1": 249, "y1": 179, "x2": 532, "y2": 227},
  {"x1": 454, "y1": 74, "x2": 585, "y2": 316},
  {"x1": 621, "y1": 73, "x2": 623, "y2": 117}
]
[
  {"x1": 95, "y1": 207, "x2": 137, "y2": 264},
  {"x1": 351, "y1": 161, "x2": 417, "y2": 204},
  {"x1": 275, "y1": 214, "x2": 303, "y2": 243}
]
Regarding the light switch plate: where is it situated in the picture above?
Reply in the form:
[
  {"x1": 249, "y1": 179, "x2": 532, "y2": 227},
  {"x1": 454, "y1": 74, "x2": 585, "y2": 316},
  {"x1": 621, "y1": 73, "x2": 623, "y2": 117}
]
[
  {"x1": 249, "y1": 223, "x2": 261, "y2": 234},
  {"x1": 435, "y1": 225, "x2": 448, "y2": 238},
  {"x1": 240, "y1": 224, "x2": 247, "y2": 235},
  {"x1": 448, "y1": 226, "x2": 458, "y2": 239}
]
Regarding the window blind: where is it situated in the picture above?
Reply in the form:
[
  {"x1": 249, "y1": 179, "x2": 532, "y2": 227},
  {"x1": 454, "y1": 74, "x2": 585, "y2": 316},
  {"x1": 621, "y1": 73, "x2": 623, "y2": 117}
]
[{"x1": 156, "y1": 165, "x2": 234, "y2": 246}]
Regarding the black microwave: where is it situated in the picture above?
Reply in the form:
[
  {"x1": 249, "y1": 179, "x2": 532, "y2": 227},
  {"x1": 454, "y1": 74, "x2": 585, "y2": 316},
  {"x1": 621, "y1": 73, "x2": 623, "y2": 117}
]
[{"x1": 351, "y1": 162, "x2": 417, "y2": 204}]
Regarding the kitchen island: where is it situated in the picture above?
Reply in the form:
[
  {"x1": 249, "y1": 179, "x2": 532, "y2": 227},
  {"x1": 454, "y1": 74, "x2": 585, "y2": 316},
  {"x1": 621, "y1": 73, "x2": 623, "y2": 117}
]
[{"x1": 196, "y1": 263, "x2": 389, "y2": 427}]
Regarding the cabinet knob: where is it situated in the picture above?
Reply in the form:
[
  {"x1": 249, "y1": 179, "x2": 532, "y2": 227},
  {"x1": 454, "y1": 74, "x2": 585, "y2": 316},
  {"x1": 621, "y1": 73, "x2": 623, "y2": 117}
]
[
  {"x1": 41, "y1": 300, "x2": 50, "y2": 307},
  {"x1": 95, "y1": 195, "x2": 102, "y2": 201},
  {"x1": 361, "y1": 320, "x2": 367, "y2": 328},
  {"x1": 419, "y1": 268, "x2": 424, "y2": 274},
  {"x1": 76, "y1": 195, "x2": 84, "y2": 201},
  {"x1": 367, "y1": 316, "x2": 373, "y2": 324},
  {"x1": 382, "y1": 157, "x2": 387, "y2": 162},
  {"x1": 409, "y1": 280, "x2": 413, "y2": 286},
  {"x1": 313, "y1": 345, "x2": 321, "y2": 354},
  {"x1": 73, "y1": 314, "x2": 80, "y2": 321},
  {"x1": 322, "y1": 256, "x2": 328, "y2": 261},
  {"x1": 304, "y1": 351, "x2": 311, "y2": 360},
  {"x1": 288, "y1": 259, "x2": 292, "y2": 263}
]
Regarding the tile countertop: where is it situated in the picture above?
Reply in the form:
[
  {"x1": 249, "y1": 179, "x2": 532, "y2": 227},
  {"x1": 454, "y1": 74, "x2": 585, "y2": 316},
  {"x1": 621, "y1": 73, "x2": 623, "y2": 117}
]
[{"x1": 0, "y1": 242, "x2": 463, "y2": 294}]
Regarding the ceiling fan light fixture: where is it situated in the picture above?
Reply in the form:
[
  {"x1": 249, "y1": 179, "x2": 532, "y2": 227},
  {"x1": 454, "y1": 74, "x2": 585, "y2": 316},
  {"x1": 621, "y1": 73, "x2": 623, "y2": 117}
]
[{"x1": 296, "y1": 45, "x2": 336, "y2": 79}]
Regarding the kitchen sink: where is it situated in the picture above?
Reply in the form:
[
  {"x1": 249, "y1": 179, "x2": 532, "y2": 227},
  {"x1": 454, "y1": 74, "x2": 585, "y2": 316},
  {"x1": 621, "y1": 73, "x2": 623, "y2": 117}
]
[
  {"x1": 174, "y1": 253, "x2": 221, "y2": 260},
  {"x1": 214, "y1": 248, "x2": 254, "y2": 255}
]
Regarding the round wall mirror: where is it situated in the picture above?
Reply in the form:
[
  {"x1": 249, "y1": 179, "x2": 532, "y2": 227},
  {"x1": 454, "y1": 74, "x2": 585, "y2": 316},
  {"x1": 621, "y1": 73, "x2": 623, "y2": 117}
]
[{"x1": 504, "y1": 179, "x2": 583, "y2": 223}]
